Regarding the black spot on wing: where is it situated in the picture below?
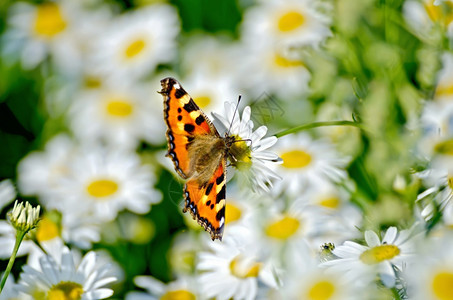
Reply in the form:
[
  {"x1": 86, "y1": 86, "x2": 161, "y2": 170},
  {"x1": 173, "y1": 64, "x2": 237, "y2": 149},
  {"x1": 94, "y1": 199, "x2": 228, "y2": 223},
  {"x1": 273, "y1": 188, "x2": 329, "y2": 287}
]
[
  {"x1": 177, "y1": 108, "x2": 182, "y2": 113},
  {"x1": 216, "y1": 206, "x2": 225, "y2": 221},
  {"x1": 195, "y1": 115, "x2": 205, "y2": 125},
  {"x1": 184, "y1": 124, "x2": 195, "y2": 133},
  {"x1": 175, "y1": 88, "x2": 186, "y2": 99},
  {"x1": 216, "y1": 174, "x2": 224, "y2": 185},
  {"x1": 177, "y1": 115, "x2": 182, "y2": 121},
  {"x1": 216, "y1": 185, "x2": 225, "y2": 204},
  {"x1": 205, "y1": 182, "x2": 214, "y2": 195},
  {"x1": 206, "y1": 200, "x2": 211, "y2": 206},
  {"x1": 183, "y1": 100, "x2": 197, "y2": 113}
]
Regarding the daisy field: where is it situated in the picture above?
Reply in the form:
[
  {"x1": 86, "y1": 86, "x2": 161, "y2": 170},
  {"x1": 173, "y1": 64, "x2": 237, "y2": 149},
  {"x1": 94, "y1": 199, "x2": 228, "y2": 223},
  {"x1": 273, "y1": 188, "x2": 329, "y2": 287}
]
[{"x1": 0, "y1": 0, "x2": 453, "y2": 299}]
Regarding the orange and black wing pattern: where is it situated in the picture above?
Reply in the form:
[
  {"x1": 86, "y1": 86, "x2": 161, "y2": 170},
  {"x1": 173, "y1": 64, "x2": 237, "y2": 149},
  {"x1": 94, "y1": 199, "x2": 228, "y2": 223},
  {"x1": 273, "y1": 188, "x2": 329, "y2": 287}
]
[
  {"x1": 184, "y1": 159, "x2": 226, "y2": 240},
  {"x1": 160, "y1": 77, "x2": 226, "y2": 240},
  {"x1": 160, "y1": 77, "x2": 218, "y2": 179}
]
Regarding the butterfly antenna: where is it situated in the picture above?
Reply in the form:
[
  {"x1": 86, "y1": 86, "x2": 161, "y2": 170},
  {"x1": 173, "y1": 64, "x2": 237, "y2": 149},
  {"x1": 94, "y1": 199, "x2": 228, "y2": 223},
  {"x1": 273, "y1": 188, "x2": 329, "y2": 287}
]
[{"x1": 227, "y1": 95, "x2": 242, "y2": 136}]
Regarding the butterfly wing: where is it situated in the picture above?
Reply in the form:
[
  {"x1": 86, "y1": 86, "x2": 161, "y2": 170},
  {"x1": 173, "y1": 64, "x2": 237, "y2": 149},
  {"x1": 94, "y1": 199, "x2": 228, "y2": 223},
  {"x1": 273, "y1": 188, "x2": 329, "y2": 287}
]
[
  {"x1": 160, "y1": 77, "x2": 219, "y2": 179},
  {"x1": 183, "y1": 159, "x2": 226, "y2": 241}
]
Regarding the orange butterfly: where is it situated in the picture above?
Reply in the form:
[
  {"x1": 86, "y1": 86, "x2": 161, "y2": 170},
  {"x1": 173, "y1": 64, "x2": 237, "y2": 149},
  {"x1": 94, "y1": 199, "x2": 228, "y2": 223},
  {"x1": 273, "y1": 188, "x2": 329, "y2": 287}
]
[{"x1": 160, "y1": 77, "x2": 237, "y2": 241}]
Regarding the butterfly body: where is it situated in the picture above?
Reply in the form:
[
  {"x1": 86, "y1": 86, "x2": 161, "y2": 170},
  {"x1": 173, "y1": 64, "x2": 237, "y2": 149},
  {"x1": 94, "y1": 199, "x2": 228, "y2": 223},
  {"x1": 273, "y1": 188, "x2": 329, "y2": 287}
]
[{"x1": 160, "y1": 77, "x2": 234, "y2": 240}]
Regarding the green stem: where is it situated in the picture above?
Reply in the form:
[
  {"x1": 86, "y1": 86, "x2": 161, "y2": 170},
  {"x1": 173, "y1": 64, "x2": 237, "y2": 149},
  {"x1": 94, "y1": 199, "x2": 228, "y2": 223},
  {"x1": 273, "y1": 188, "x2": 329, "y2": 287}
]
[
  {"x1": 0, "y1": 230, "x2": 26, "y2": 293},
  {"x1": 274, "y1": 120, "x2": 365, "y2": 138}
]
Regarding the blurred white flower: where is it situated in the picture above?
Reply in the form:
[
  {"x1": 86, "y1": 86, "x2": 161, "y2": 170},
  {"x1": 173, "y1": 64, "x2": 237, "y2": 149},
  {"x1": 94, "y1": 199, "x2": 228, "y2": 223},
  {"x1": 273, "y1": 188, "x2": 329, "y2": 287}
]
[
  {"x1": 323, "y1": 227, "x2": 418, "y2": 287},
  {"x1": 405, "y1": 232, "x2": 453, "y2": 300},
  {"x1": 293, "y1": 181, "x2": 362, "y2": 245},
  {"x1": 242, "y1": 0, "x2": 331, "y2": 48},
  {"x1": 0, "y1": 179, "x2": 16, "y2": 212},
  {"x1": 179, "y1": 35, "x2": 243, "y2": 112},
  {"x1": 69, "y1": 79, "x2": 166, "y2": 149},
  {"x1": 272, "y1": 133, "x2": 350, "y2": 196},
  {"x1": 416, "y1": 168, "x2": 453, "y2": 220},
  {"x1": 53, "y1": 146, "x2": 161, "y2": 222},
  {"x1": 258, "y1": 200, "x2": 330, "y2": 270},
  {"x1": 197, "y1": 227, "x2": 277, "y2": 300},
  {"x1": 17, "y1": 134, "x2": 76, "y2": 204},
  {"x1": 17, "y1": 246, "x2": 116, "y2": 299},
  {"x1": 126, "y1": 276, "x2": 199, "y2": 300},
  {"x1": 282, "y1": 262, "x2": 370, "y2": 300},
  {"x1": 2, "y1": 1, "x2": 106, "y2": 75},
  {"x1": 19, "y1": 135, "x2": 161, "y2": 223},
  {"x1": 238, "y1": 41, "x2": 311, "y2": 98},
  {"x1": 403, "y1": 0, "x2": 453, "y2": 40},
  {"x1": 181, "y1": 69, "x2": 240, "y2": 115},
  {"x1": 89, "y1": 4, "x2": 179, "y2": 81},
  {"x1": 213, "y1": 102, "x2": 282, "y2": 193}
]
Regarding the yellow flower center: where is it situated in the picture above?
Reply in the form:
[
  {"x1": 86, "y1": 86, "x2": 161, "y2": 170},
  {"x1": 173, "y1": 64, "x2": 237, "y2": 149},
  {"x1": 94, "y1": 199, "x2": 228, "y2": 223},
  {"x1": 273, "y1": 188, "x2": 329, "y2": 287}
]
[
  {"x1": 193, "y1": 95, "x2": 212, "y2": 109},
  {"x1": 229, "y1": 255, "x2": 261, "y2": 278},
  {"x1": 36, "y1": 216, "x2": 60, "y2": 242},
  {"x1": 306, "y1": 280, "x2": 336, "y2": 300},
  {"x1": 86, "y1": 179, "x2": 119, "y2": 198},
  {"x1": 274, "y1": 53, "x2": 304, "y2": 68},
  {"x1": 432, "y1": 271, "x2": 453, "y2": 300},
  {"x1": 319, "y1": 196, "x2": 340, "y2": 209},
  {"x1": 160, "y1": 290, "x2": 196, "y2": 300},
  {"x1": 436, "y1": 83, "x2": 453, "y2": 98},
  {"x1": 106, "y1": 98, "x2": 133, "y2": 118},
  {"x1": 48, "y1": 282, "x2": 84, "y2": 300},
  {"x1": 434, "y1": 139, "x2": 453, "y2": 156},
  {"x1": 281, "y1": 149, "x2": 312, "y2": 169},
  {"x1": 83, "y1": 76, "x2": 102, "y2": 89},
  {"x1": 265, "y1": 215, "x2": 300, "y2": 240},
  {"x1": 424, "y1": 0, "x2": 453, "y2": 26},
  {"x1": 359, "y1": 245, "x2": 400, "y2": 265},
  {"x1": 130, "y1": 217, "x2": 155, "y2": 244},
  {"x1": 225, "y1": 202, "x2": 242, "y2": 224},
  {"x1": 448, "y1": 176, "x2": 453, "y2": 191},
  {"x1": 34, "y1": 3, "x2": 67, "y2": 38},
  {"x1": 278, "y1": 11, "x2": 306, "y2": 32},
  {"x1": 229, "y1": 137, "x2": 252, "y2": 170},
  {"x1": 124, "y1": 38, "x2": 147, "y2": 59}
]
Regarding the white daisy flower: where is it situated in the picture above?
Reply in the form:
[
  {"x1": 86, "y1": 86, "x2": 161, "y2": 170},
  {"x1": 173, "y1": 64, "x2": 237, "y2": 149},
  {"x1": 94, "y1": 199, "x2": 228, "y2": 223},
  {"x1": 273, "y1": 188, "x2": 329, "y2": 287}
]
[
  {"x1": 2, "y1": 1, "x2": 103, "y2": 75},
  {"x1": 196, "y1": 226, "x2": 277, "y2": 300},
  {"x1": 17, "y1": 246, "x2": 116, "y2": 299},
  {"x1": 68, "y1": 79, "x2": 166, "y2": 149},
  {"x1": 258, "y1": 200, "x2": 332, "y2": 271},
  {"x1": 0, "y1": 179, "x2": 16, "y2": 212},
  {"x1": 403, "y1": 0, "x2": 453, "y2": 41},
  {"x1": 213, "y1": 101, "x2": 282, "y2": 193},
  {"x1": 418, "y1": 53, "x2": 453, "y2": 140},
  {"x1": 405, "y1": 232, "x2": 453, "y2": 300},
  {"x1": 416, "y1": 168, "x2": 452, "y2": 220},
  {"x1": 180, "y1": 69, "x2": 240, "y2": 115},
  {"x1": 272, "y1": 133, "x2": 350, "y2": 196},
  {"x1": 89, "y1": 4, "x2": 179, "y2": 81},
  {"x1": 323, "y1": 227, "x2": 418, "y2": 287},
  {"x1": 433, "y1": 52, "x2": 453, "y2": 103},
  {"x1": 242, "y1": 0, "x2": 331, "y2": 48},
  {"x1": 283, "y1": 262, "x2": 370, "y2": 300},
  {"x1": 293, "y1": 180, "x2": 362, "y2": 244},
  {"x1": 238, "y1": 40, "x2": 311, "y2": 98},
  {"x1": 126, "y1": 276, "x2": 199, "y2": 300},
  {"x1": 17, "y1": 134, "x2": 75, "y2": 204},
  {"x1": 180, "y1": 34, "x2": 243, "y2": 81},
  {"x1": 53, "y1": 146, "x2": 161, "y2": 222}
]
